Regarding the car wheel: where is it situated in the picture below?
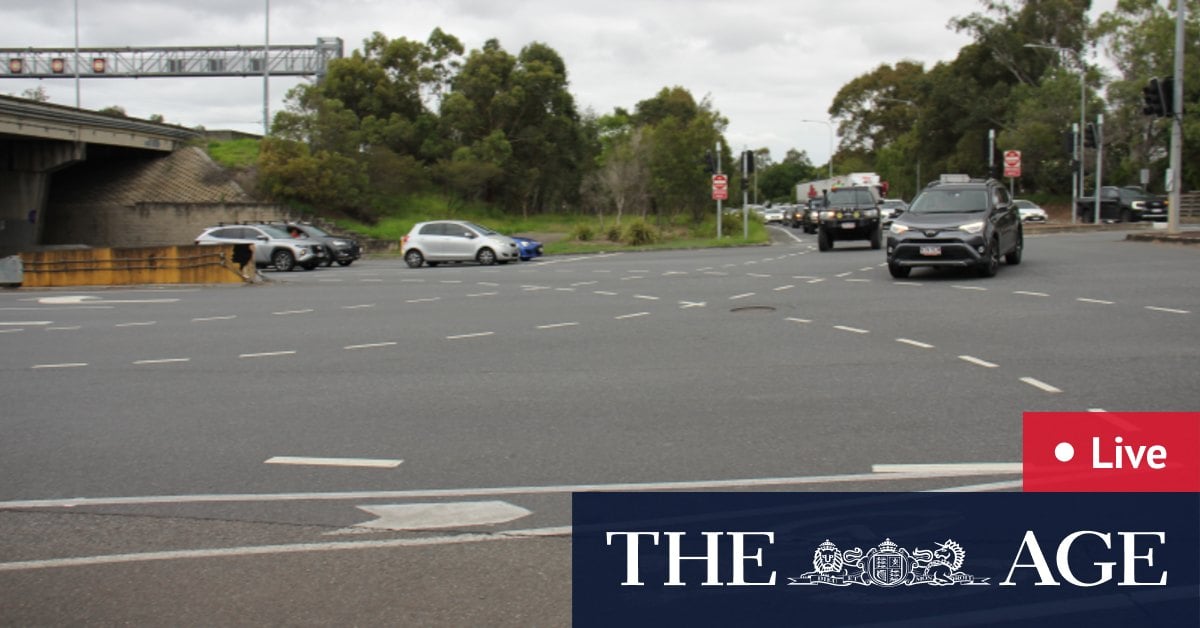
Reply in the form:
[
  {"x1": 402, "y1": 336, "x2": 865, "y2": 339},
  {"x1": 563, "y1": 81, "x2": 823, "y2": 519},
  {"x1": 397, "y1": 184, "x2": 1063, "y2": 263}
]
[
  {"x1": 404, "y1": 249, "x2": 425, "y2": 268},
  {"x1": 817, "y1": 227, "x2": 832, "y2": 252},
  {"x1": 476, "y1": 247, "x2": 497, "y2": 266},
  {"x1": 1005, "y1": 230, "x2": 1023, "y2": 265},
  {"x1": 870, "y1": 226, "x2": 882, "y2": 250},
  {"x1": 336, "y1": 260, "x2": 354, "y2": 267},
  {"x1": 272, "y1": 249, "x2": 296, "y2": 272},
  {"x1": 888, "y1": 263, "x2": 911, "y2": 279},
  {"x1": 300, "y1": 261, "x2": 318, "y2": 271},
  {"x1": 978, "y1": 238, "x2": 1000, "y2": 277},
  {"x1": 1119, "y1": 209, "x2": 1133, "y2": 223}
]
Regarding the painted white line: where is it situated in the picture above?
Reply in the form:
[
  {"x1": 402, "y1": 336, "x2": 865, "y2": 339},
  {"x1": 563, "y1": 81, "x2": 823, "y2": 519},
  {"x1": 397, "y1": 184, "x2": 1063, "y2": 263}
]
[
  {"x1": 661, "y1": 271, "x2": 687, "y2": 277},
  {"x1": 0, "y1": 321, "x2": 51, "y2": 326},
  {"x1": 342, "y1": 304, "x2": 376, "y2": 310},
  {"x1": 833, "y1": 325, "x2": 869, "y2": 334},
  {"x1": 1020, "y1": 377, "x2": 1062, "y2": 393},
  {"x1": 265, "y1": 456, "x2": 403, "y2": 469},
  {"x1": 0, "y1": 329, "x2": 23, "y2": 333},
  {"x1": 835, "y1": 272, "x2": 853, "y2": 278},
  {"x1": 446, "y1": 332, "x2": 494, "y2": 340},
  {"x1": 845, "y1": 278, "x2": 871, "y2": 283},
  {"x1": 344, "y1": 342, "x2": 397, "y2": 350},
  {"x1": 570, "y1": 281, "x2": 598, "y2": 286},
  {"x1": 400, "y1": 278, "x2": 425, "y2": 283},
  {"x1": 467, "y1": 292, "x2": 499, "y2": 297},
  {"x1": 192, "y1": 315, "x2": 237, "y2": 322},
  {"x1": 859, "y1": 267, "x2": 874, "y2": 272},
  {"x1": 554, "y1": 288, "x2": 576, "y2": 292},
  {"x1": 729, "y1": 292, "x2": 756, "y2": 300},
  {"x1": 361, "y1": 279, "x2": 383, "y2": 283},
  {"x1": 873, "y1": 463, "x2": 1022, "y2": 474},
  {"x1": 747, "y1": 273, "x2": 771, "y2": 278},
  {"x1": 619, "y1": 276, "x2": 645, "y2": 281},
  {"x1": 273, "y1": 309, "x2": 314, "y2": 316},
  {"x1": 1146, "y1": 306, "x2": 1191, "y2": 315},
  {"x1": 406, "y1": 297, "x2": 441, "y2": 303},
  {"x1": 593, "y1": 291, "x2": 618, "y2": 296},
  {"x1": 239, "y1": 351, "x2": 296, "y2": 359},
  {"x1": 329, "y1": 501, "x2": 531, "y2": 534},
  {"x1": 133, "y1": 358, "x2": 190, "y2": 365},
  {"x1": 892, "y1": 282, "x2": 922, "y2": 286},
  {"x1": 807, "y1": 278, "x2": 825, "y2": 284},
  {"x1": 634, "y1": 295, "x2": 659, "y2": 300},
  {"x1": 536, "y1": 322, "x2": 580, "y2": 330},
  {"x1": 46, "y1": 326, "x2": 81, "y2": 331},
  {"x1": 31, "y1": 363, "x2": 88, "y2": 369},
  {"x1": 440, "y1": 280, "x2": 464, "y2": 284},
  {"x1": 679, "y1": 301, "x2": 707, "y2": 309},
  {"x1": 896, "y1": 338, "x2": 935, "y2": 349},
  {"x1": 792, "y1": 275, "x2": 818, "y2": 280},
  {"x1": 952, "y1": 285, "x2": 987, "y2": 291},
  {"x1": 1087, "y1": 408, "x2": 1107, "y2": 413},
  {"x1": 785, "y1": 317, "x2": 812, "y2": 324},
  {"x1": 1013, "y1": 290, "x2": 1049, "y2": 297},
  {"x1": 773, "y1": 285, "x2": 795, "y2": 291},
  {"x1": 1076, "y1": 298, "x2": 1114, "y2": 305},
  {"x1": 615, "y1": 312, "x2": 650, "y2": 320},
  {"x1": 115, "y1": 321, "x2": 156, "y2": 327},
  {"x1": 521, "y1": 285, "x2": 551, "y2": 291},
  {"x1": 477, "y1": 282, "x2": 500, "y2": 287},
  {"x1": 959, "y1": 355, "x2": 999, "y2": 368}
]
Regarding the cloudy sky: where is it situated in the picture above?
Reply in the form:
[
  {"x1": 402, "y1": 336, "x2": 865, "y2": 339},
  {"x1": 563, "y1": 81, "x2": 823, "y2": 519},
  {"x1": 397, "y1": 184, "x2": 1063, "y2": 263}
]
[{"x1": 2, "y1": 0, "x2": 1117, "y2": 165}]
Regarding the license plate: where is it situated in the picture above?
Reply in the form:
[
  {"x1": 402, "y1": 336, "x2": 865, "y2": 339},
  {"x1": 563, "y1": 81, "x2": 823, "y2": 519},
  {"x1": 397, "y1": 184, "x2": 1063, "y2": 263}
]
[
  {"x1": 840, "y1": 222, "x2": 857, "y2": 229},
  {"x1": 919, "y1": 246, "x2": 942, "y2": 256}
]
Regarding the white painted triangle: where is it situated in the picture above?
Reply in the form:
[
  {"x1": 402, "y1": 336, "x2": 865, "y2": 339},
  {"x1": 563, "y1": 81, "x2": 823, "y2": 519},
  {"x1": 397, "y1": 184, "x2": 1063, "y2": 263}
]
[{"x1": 327, "y1": 501, "x2": 533, "y2": 535}]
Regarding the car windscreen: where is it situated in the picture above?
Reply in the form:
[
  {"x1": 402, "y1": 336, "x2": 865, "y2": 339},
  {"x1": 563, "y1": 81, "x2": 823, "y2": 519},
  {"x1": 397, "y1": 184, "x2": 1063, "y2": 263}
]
[
  {"x1": 465, "y1": 222, "x2": 497, "y2": 235},
  {"x1": 826, "y1": 189, "x2": 875, "y2": 206},
  {"x1": 258, "y1": 225, "x2": 292, "y2": 238},
  {"x1": 908, "y1": 189, "x2": 989, "y2": 214}
]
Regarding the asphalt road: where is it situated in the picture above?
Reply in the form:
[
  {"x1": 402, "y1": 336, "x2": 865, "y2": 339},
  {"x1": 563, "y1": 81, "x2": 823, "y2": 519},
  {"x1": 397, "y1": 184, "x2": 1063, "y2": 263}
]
[{"x1": 1, "y1": 226, "x2": 1197, "y2": 625}]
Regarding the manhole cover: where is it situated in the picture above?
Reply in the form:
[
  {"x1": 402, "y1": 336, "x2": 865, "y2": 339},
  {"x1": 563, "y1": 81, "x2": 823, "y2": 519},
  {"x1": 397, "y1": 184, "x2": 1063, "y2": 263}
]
[{"x1": 730, "y1": 305, "x2": 777, "y2": 313}]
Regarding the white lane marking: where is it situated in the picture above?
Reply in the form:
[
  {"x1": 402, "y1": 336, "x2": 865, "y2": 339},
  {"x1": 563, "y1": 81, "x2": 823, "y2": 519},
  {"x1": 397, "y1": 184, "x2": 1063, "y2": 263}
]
[
  {"x1": 440, "y1": 280, "x2": 463, "y2": 284},
  {"x1": 873, "y1": 463, "x2": 1022, "y2": 474},
  {"x1": 400, "y1": 278, "x2": 425, "y2": 283},
  {"x1": 1020, "y1": 377, "x2": 1062, "y2": 393},
  {"x1": 554, "y1": 288, "x2": 576, "y2": 292},
  {"x1": 704, "y1": 271, "x2": 729, "y2": 276},
  {"x1": 36, "y1": 295, "x2": 100, "y2": 304},
  {"x1": 792, "y1": 275, "x2": 819, "y2": 280},
  {"x1": 570, "y1": 281, "x2": 598, "y2": 286},
  {"x1": 477, "y1": 282, "x2": 500, "y2": 287},
  {"x1": 958, "y1": 355, "x2": 999, "y2": 368},
  {"x1": 31, "y1": 363, "x2": 88, "y2": 369},
  {"x1": 46, "y1": 326, "x2": 82, "y2": 331},
  {"x1": 521, "y1": 285, "x2": 551, "y2": 291},
  {"x1": 344, "y1": 342, "x2": 397, "y2": 350},
  {"x1": 846, "y1": 278, "x2": 871, "y2": 283},
  {"x1": 807, "y1": 278, "x2": 825, "y2": 284},
  {"x1": 1013, "y1": 290, "x2": 1049, "y2": 297},
  {"x1": 747, "y1": 273, "x2": 771, "y2": 278},
  {"x1": 273, "y1": 309, "x2": 314, "y2": 316},
  {"x1": 834, "y1": 325, "x2": 869, "y2": 334},
  {"x1": 835, "y1": 272, "x2": 853, "y2": 278},
  {"x1": 406, "y1": 297, "x2": 441, "y2": 303},
  {"x1": 679, "y1": 301, "x2": 707, "y2": 309},
  {"x1": 859, "y1": 267, "x2": 874, "y2": 272},
  {"x1": 785, "y1": 317, "x2": 812, "y2": 324},
  {"x1": 342, "y1": 304, "x2": 376, "y2": 310},
  {"x1": 634, "y1": 295, "x2": 659, "y2": 300},
  {"x1": 896, "y1": 338, "x2": 935, "y2": 349},
  {"x1": 466, "y1": 292, "x2": 499, "y2": 297},
  {"x1": 1076, "y1": 298, "x2": 1114, "y2": 305},
  {"x1": 0, "y1": 321, "x2": 51, "y2": 326},
  {"x1": 593, "y1": 291, "x2": 618, "y2": 296},
  {"x1": 620, "y1": 276, "x2": 645, "y2": 281},
  {"x1": 446, "y1": 332, "x2": 494, "y2": 340},
  {"x1": 115, "y1": 321, "x2": 156, "y2": 327},
  {"x1": 952, "y1": 285, "x2": 987, "y2": 291},
  {"x1": 929, "y1": 480, "x2": 1023, "y2": 492},
  {"x1": 1087, "y1": 408, "x2": 1107, "y2": 413},
  {"x1": 265, "y1": 456, "x2": 403, "y2": 469},
  {"x1": 773, "y1": 285, "x2": 795, "y2": 291},
  {"x1": 729, "y1": 292, "x2": 756, "y2": 300},
  {"x1": 329, "y1": 501, "x2": 531, "y2": 534},
  {"x1": 536, "y1": 322, "x2": 580, "y2": 330},
  {"x1": 133, "y1": 358, "x2": 191, "y2": 365},
  {"x1": 893, "y1": 281, "x2": 923, "y2": 286},
  {"x1": 0, "y1": 329, "x2": 23, "y2": 333},
  {"x1": 615, "y1": 312, "x2": 650, "y2": 320},
  {"x1": 1146, "y1": 306, "x2": 1191, "y2": 314},
  {"x1": 192, "y1": 315, "x2": 237, "y2": 322},
  {"x1": 661, "y1": 271, "x2": 687, "y2": 277},
  {"x1": 239, "y1": 351, "x2": 296, "y2": 359}
]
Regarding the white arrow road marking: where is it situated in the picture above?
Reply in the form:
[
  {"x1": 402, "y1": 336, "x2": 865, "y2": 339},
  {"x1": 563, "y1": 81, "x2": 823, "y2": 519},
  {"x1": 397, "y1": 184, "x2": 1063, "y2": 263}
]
[{"x1": 327, "y1": 501, "x2": 533, "y2": 535}]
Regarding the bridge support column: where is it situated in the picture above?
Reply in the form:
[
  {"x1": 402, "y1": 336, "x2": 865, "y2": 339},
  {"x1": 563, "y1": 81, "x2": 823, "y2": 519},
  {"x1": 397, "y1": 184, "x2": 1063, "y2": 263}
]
[{"x1": 0, "y1": 141, "x2": 84, "y2": 257}]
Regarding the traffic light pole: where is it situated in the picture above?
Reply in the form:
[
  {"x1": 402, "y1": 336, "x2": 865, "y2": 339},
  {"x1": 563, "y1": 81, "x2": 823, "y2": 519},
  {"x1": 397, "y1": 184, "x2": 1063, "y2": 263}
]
[
  {"x1": 1167, "y1": 0, "x2": 1184, "y2": 234},
  {"x1": 716, "y1": 142, "x2": 723, "y2": 239},
  {"x1": 742, "y1": 150, "x2": 750, "y2": 240},
  {"x1": 1093, "y1": 114, "x2": 1103, "y2": 225}
]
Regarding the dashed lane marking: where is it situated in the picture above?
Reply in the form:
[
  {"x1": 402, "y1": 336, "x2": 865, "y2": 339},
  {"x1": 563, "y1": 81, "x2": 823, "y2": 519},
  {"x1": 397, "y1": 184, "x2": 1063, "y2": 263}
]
[
  {"x1": 344, "y1": 342, "x2": 397, "y2": 350},
  {"x1": 31, "y1": 363, "x2": 88, "y2": 369},
  {"x1": 594, "y1": 291, "x2": 618, "y2": 296},
  {"x1": 785, "y1": 317, "x2": 812, "y2": 324},
  {"x1": 773, "y1": 285, "x2": 795, "y2": 291},
  {"x1": 833, "y1": 325, "x2": 869, "y2": 334},
  {"x1": 634, "y1": 295, "x2": 660, "y2": 300},
  {"x1": 1020, "y1": 377, "x2": 1063, "y2": 393},
  {"x1": 1076, "y1": 298, "x2": 1115, "y2": 305},
  {"x1": 239, "y1": 351, "x2": 296, "y2": 359},
  {"x1": 342, "y1": 304, "x2": 376, "y2": 310},
  {"x1": 729, "y1": 293, "x2": 755, "y2": 300},
  {"x1": 958, "y1": 355, "x2": 999, "y2": 368},
  {"x1": 952, "y1": 285, "x2": 987, "y2": 291},
  {"x1": 1146, "y1": 306, "x2": 1191, "y2": 315},
  {"x1": 115, "y1": 321, "x2": 156, "y2": 327},
  {"x1": 193, "y1": 315, "x2": 237, "y2": 322},
  {"x1": 446, "y1": 332, "x2": 494, "y2": 340},
  {"x1": 265, "y1": 456, "x2": 403, "y2": 469},
  {"x1": 896, "y1": 338, "x2": 935, "y2": 349},
  {"x1": 679, "y1": 301, "x2": 707, "y2": 309},
  {"x1": 615, "y1": 312, "x2": 651, "y2": 320},
  {"x1": 0, "y1": 321, "x2": 51, "y2": 326},
  {"x1": 273, "y1": 309, "x2": 314, "y2": 316},
  {"x1": 1013, "y1": 290, "x2": 1049, "y2": 297},
  {"x1": 466, "y1": 292, "x2": 499, "y2": 297},
  {"x1": 406, "y1": 297, "x2": 441, "y2": 303},
  {"x1": 133, "y1": 358, "x2": 190, "y2": 365},
  {"x1": 536, "y1": 322, "x2": 580, "y2": 330}
]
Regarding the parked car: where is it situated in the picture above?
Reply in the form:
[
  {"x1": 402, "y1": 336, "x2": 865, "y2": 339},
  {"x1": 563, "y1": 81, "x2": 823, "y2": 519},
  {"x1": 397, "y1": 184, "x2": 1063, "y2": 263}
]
[
  {"x1": 401, "y1": 221, "x2": 521, "y2": 268},
  {"x1": 1013, "y1": 199, "x2": 1048, "y2": 223},
  {"x1": 886, "y1": 175, "x2": 1022, "y2": 279},
  {"x1": 195, "y1": 224, "x2": 328, "y2": 271},
  {"x1": 512, "y1": 235, "x2": 543, "y2": 261},
  {"x1": 281, "y1": 222, "x2": 362, "y2": 266}
]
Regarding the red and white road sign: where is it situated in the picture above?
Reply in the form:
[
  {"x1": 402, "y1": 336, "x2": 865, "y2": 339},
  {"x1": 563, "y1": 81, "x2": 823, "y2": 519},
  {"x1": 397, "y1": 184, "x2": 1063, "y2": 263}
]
[
  {"x1": 1003, "y1": 150, "x2": 1021, "y2": 178},
  {"x1": 712, "y1": 174, "x2": 728, "y2": 200}
]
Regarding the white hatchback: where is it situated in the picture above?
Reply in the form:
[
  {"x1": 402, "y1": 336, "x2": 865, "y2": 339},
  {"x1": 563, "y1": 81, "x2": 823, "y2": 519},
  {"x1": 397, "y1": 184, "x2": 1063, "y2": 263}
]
[{"x1": 401, "y1": 220, "x2": 521, "y2": 268}]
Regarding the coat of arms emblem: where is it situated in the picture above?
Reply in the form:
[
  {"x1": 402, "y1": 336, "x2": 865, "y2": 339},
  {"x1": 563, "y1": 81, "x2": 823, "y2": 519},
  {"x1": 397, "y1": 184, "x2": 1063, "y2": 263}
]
[{"x1": 789, "y1": 538, "x2": 989, "y2": 587}]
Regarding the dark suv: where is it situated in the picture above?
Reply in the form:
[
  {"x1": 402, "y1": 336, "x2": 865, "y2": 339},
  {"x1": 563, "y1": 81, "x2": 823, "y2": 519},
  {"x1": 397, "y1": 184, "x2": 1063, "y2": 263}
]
[
  {"x1": 886, "y1": 175, "x2": 1022, "y2": 278},
  {"x1": 281, "y1": 222, "x2": 362, "y2": 267},
  {"x1": 816, "y1": 187, "x2": 882, "y2": 251}
]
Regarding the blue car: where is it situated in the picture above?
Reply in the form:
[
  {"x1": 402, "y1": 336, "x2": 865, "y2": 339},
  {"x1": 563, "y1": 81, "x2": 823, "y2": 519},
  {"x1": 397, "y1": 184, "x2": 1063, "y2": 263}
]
[{"x1": 512, "y1": 235, "x2": 543, "y2": 261}]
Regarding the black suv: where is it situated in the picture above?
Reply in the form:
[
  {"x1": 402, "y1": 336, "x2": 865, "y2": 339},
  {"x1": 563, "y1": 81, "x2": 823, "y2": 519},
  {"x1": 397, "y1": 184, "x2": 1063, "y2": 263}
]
[
  {"x1": 816, "y1": 187, "x2": 882, "y2": 251},
  {"x1": 282, "y1": 222, "x2": 362, "y2": 267},
  {"x1": 886, "y1": 175, "x2": 1022, "y2": 278}
]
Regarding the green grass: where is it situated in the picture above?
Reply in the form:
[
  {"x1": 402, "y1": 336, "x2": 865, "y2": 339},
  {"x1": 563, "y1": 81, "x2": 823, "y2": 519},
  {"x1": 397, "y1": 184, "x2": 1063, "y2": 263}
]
[{"x1": 207, "y1": 139, "x2": 260, "y2": 169}]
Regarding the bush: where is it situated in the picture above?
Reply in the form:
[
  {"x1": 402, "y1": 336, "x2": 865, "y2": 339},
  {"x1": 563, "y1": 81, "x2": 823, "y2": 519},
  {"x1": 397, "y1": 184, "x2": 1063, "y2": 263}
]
[
  {"x1": 570, "y1": 224, "x2": 595, "y2": 242},
  {"x1": 623, "y1": 219, "x2": 660, "y2": 246},
  {"x1": 606, "y1": 225, "x2": 624, "y2": 242}
]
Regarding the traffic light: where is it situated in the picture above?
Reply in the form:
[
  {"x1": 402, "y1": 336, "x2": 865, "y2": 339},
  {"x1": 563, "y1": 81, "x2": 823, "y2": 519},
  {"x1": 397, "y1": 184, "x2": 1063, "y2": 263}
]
[
  {"x1": 1161, "y1": 77, "x2": 1176, "y2": 117},
  {"x1": 742, "y1": 150, "x2": 755, "y2": 175},
  {"x1": 1063, "y1": 130, "x2": 1075, "y2": 156},
  {"x1": 1142, "y1": 78, "x2": 1166, "y2": 117},
  {"x1": 1084, "y1": 123, "x2": 1097, "y2": 149},
  {"x1": 702, "y1": 150, "x2": 715, "y2": 174}
]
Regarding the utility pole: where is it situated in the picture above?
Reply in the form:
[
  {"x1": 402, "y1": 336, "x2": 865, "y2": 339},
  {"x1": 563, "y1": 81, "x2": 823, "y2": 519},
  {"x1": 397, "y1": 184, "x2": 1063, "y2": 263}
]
[
  {"x1": 263, "y1": 0, "x2": 270, "y2": 136},
  {"x1": 1167, "y1": 0, "x2": 1184, "y2": 234},
  {"x1": 1093, "y1": 114, "x2": 1103, "y2": 225},
  {"x1": 716, "y1": 142, "x2": 723, "y2": 239}
]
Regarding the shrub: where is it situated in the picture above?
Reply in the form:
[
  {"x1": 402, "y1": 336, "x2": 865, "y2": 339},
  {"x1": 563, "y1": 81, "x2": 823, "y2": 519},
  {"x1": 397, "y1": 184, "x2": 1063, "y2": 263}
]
[
  {"x1": 623, "y1": 219, "x2": 660, "y2": 246},
  {"x1": 606, "y1": 225, "x2": 624, "y2": 242},
  {"x1": 570, "y1": 224, "x2": 595, "y2": 242}
]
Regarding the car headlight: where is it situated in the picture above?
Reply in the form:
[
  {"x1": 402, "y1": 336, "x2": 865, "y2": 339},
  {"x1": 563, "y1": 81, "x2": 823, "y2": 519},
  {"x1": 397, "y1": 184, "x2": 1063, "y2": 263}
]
[
  {"x1": 331, "y1": 239, "x2": 348, "y2": 247},
  {"x1": 890, "y1": 223, "x2": 909, "y2": 235},
  {"x1": 862, "y1": 209, "x2": 879, "y2": 218},
  {"x1": 1131, "y1": 201, "x2": 1145, "y2": 210},
  {"x1": 959, "y1": 221, "x2": 985, "y2": 234},
  {"x1": 819, "y1": 211, "x2": 835, "y2": 220}
]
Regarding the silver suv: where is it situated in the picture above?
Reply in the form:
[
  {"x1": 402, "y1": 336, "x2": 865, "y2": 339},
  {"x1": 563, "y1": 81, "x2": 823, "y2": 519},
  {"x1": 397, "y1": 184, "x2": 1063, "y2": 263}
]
[
  {"x1": 195, "y1": 224, "x2": 328, "y2": 271},
  {"x1": 401, "y1": 221, "x2": 520, "y2": 268}
]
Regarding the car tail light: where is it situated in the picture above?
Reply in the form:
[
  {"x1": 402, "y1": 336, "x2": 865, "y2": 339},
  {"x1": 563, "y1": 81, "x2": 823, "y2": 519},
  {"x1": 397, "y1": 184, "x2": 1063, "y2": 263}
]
[{"x1": 401, "y1": 235, "x2": 409, "y2": 246}]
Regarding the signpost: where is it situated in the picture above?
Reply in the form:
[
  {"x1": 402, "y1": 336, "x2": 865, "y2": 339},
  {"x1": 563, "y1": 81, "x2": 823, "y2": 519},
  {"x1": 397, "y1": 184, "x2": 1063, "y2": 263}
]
[
  {"x1": 1003, "y1": 150, "x2": 1021, "y2": 179},
  {"x1": 712, "y1": 174, "x2": 728, "y2": 201}
]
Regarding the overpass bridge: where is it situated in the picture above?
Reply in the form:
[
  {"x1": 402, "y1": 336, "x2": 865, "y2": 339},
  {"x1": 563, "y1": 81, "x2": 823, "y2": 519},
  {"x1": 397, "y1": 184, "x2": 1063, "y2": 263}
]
[{"x1": 0, "y1": 95, "x2": 201, "y2": 256}]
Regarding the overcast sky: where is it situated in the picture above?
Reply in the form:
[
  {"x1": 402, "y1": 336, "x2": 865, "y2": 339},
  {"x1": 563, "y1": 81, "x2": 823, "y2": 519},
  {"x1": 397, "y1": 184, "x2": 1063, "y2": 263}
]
[{"x1": 2, "y1": 0, "x2": 1117, "y2": 166}]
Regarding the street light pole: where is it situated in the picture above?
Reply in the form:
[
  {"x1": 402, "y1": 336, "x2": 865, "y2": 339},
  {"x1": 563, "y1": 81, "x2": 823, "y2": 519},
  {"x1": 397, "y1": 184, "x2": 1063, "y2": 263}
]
[{"x1": 800, "y1": 119, "x2": 834, "y2": 179}]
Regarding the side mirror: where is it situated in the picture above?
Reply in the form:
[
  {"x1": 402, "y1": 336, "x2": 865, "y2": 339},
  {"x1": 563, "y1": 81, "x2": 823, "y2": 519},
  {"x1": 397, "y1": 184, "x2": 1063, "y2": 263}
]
[{"x1": 464, "y1": 232, "x2": 477, "y2": 239}]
